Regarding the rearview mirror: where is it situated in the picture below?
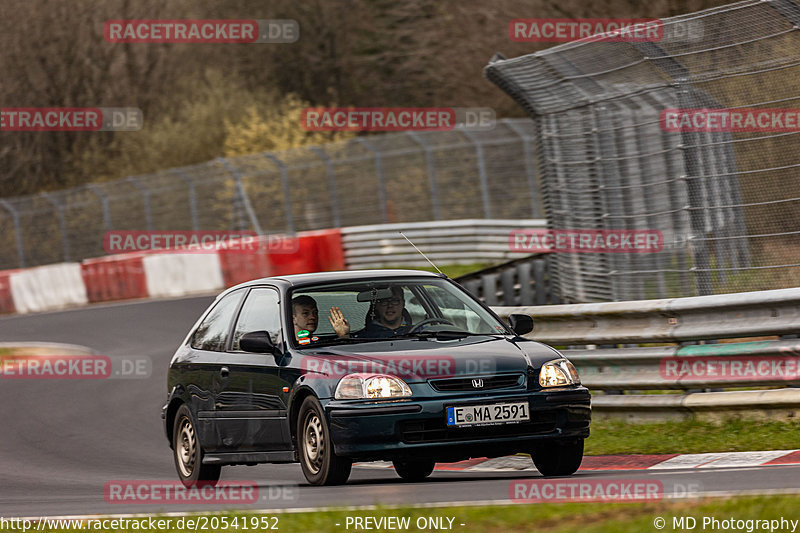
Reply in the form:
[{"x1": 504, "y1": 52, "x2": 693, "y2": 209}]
[
  {"x1": 508, "y1": 314, "x2": 534, "y2": 336},
  {"x1": 357, "y1": 287, "x2": 394, "y2": 302},
  {"x1": 239, "y1": 331, "x2": 281, "y2": 356}
]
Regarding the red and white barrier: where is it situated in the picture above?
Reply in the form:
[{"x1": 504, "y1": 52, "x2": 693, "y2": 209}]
[
  {"x1": 0, "y1": 228, "x2": 346, "y2": 315},
  {"x1": 9, "y1": 263, "x2": 89, "y2": 314}
]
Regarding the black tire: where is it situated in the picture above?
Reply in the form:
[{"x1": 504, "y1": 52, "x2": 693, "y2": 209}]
[
  {"x1": 172, "y1": 404, "x2": 222, "y2": 487},
  {"x1": 392, "y1": 459, "x2": 435, "y2": 482},
  {"x1": 531, "y1": 438, "x2": 584, "y2": 477},
  {"x1": 297, "y1": 396, "x2": 352, "y2": 486}
]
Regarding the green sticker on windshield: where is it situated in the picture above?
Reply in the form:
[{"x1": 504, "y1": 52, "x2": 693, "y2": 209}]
[{"x1": 297, "y1": 330, "x2": 310, "y2": 338}]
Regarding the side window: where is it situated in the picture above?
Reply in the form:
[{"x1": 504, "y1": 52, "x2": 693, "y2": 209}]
[
  {"x1": 191, "y1": 290, "x2": 244, "y2": 352},
  {"x1": 232, "y1": 288, "x2": 282, "y2": 351}
]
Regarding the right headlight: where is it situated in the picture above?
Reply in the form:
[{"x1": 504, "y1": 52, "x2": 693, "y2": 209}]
[
  {"x1": 539, "y1": 359, "x2": 581, "y2": 387},
  {"x1": 334, "y1": 373, "x2": 413, "y2": 400}
]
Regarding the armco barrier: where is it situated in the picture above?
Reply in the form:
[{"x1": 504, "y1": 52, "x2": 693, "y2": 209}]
[
  {"x1": 493, "y1": 287, "x2": 800, "y2": 420},
  {"x1": 0, "y1": 269, "x2": 18, "y2": 314},
  {"x1": 9, "y1": 263, "x2": 88, "y2": 314},
  {"x1": 81, "y1": 254, "x2": 148, "y2": 303},
  {"x1": 218, "y1": 237, "x2": 275, "y2": 287}
]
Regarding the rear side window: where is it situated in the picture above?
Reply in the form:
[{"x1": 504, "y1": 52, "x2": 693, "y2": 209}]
[{"x1": 191, "y1": 290, "x2": 244, "y2": 351}]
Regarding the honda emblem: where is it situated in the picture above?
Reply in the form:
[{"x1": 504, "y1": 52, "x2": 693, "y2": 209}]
[{"x1": 471, "y1": 378, "x2": 484, "y2": 389}]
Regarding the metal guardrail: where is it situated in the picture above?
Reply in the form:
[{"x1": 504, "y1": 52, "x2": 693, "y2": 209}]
[
  {"x1": 341, "y1": 219, "x2": 546, "y2": 269},
  {"x1": 455, "y1": 253, "x2": 559, "y2": 306},
  {"x1": 492, "y1": 287, "x2": 800, "y2": 419}
]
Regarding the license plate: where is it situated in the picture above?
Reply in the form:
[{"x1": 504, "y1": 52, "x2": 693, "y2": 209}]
[{"x1": 446, "y1": 402, "x2": 530, "y2": 427}]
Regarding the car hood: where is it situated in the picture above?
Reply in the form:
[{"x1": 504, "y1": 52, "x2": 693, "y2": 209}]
[{"x1": 297, "y1": 336, "x2": 564, "y2": 381}]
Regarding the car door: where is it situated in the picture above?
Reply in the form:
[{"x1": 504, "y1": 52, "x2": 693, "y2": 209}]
[
  {"x1": 213, "y1": 286, "x2": 292, "y2": 452},
  {"x1": 186, "y1": 288, "x2": 246, "y2": 453}
]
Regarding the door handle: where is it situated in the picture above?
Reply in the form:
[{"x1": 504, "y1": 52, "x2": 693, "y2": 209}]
[{"x1": 220, "y1": 366, "x2": 230, "y2": 378}]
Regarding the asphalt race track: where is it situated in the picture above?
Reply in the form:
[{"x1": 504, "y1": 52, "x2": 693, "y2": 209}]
[{"x1": 1, "y1": 296, "x2": 799, "y2": 518}]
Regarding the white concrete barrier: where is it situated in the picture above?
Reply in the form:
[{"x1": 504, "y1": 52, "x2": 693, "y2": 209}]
[
  {"x1": 142, "y1": 253, "x2": 224, "y2": 298},
  {"x1": 9, "y1": 263, "x2": 89, "y2": 314}
]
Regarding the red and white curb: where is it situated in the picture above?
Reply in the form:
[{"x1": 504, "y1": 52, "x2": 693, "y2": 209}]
[{"x1": 355, "y1": 450, "x2": 800, "y2": 472}]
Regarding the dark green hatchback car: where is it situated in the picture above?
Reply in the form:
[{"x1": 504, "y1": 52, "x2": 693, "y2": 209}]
[{"x1": 162, "y1": 270, "x2": 590, "y2": 486}]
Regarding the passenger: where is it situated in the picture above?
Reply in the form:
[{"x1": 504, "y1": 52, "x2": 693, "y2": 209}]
[{"x1": 292, "y1": 295, "x2": 319, "y2": 337}]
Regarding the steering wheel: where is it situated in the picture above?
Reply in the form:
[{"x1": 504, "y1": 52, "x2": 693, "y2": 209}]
[{"x1": 406, "y1": 317, "x2": 454, "y2": 334}]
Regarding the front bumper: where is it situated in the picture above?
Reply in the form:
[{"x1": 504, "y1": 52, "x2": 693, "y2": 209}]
[{"x1": 324, "y1": 387, "x2": 591, "y2": 461}]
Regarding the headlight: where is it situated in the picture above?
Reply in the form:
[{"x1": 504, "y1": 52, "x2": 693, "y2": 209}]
[
  {"x1": 334, "y1": 373, "x2": 413, "y2": 400},
  {"x1": 539, "y1": 359, "x2": 581, "y2": 387}
]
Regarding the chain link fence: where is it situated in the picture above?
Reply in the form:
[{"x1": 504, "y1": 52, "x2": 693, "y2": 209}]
[
  {"x1": 0, "y1": 119, "x2": 543, "y2": 270},
  {"x1": 486, "y1": 0, "x2": 800, "y2": 302}
]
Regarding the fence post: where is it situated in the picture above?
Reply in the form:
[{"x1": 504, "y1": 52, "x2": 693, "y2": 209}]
[
  {"x1": 309, "y1": 146, "x2": 341, "y2": 228},
  {"x1": 504, "y1": 119, "x2": 543, "y2": 219},
  {"x1": 41, "y1": 192, "x2": 70, "y2": 262},
  {"x1": 86, "y1": 184, "x2": 112, "y2": 232},
  {"x1": 356, "y1": 138, "x2": 388, "y2": 223},
  {"x1": 218, "y1": 158, "x2": 264, "y2": 235},
  {"x1": 405, "y1": 132, "x2": 441, "y2": 221},
  {"x1": 462, "y1": 130, "x2": 492, "y2": 219},
  {"x1": 127, "y1": 177, "x2": 153, "y2": 231},
  {"x1": 0, "y1": 200, "x2": 25, "y2": 268},
  {"x1": 174, "y1": 169, "x2": 200, "y2": 231},
  {"x1": 262, "y1": 153, "x2": 295, "y2": 235}
]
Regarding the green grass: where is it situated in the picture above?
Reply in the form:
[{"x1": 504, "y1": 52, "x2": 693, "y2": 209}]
[
  {"x1": 586, "y1": 418, "x2": 800, "y2": 456},
  {"x1": 12, "y1": 496, "x2": 800, "y2": 533},
  {"x1": 380, "y1": 263, "x2": 493, "y2": 279}
]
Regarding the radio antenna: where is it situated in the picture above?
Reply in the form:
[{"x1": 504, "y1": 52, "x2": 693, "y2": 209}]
[{"x1": 399, "y1": 231, "x2": 444, "y2": 275}]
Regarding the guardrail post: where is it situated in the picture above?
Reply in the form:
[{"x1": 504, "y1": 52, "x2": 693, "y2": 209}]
[
  {"x1": 86, "y1": 184, "x2": 112, "y2": 231},
  {"x1": 309, "y1": 146, "x2": 342, "y2": 228},
  {"x1": 174, "y1": 169, "x2": 200, "y2": 231},
  {"x1": 405, "y1": 132, "x2": 441, "y2": 221},
  {"x1": 218, "y1": 158, "x2": 265, "y2": 235},
  {"x1": 262, "y1": 153, "x2": 295, "y2": 235},
  {"x1": 127, "y1": 177, "x2": 153, "y2": 231},
  {"x1": 0, "y1": 199, "x2": 26, "y2": 268},
  {"x1": 356, "y1": 138, "x2": 388, "y2": 223},
  {"x1": 504, "y1": 119, "x2": 543, "y2": 218},
  {"x1": 41, "y1": 192, "x2": 70, "y2": 262},
  {"x1": 461, "y1": 130, "x2": 492, "y2": 219}
]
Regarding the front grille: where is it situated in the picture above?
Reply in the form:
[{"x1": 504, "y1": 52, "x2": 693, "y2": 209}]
[
  {"x1": 400, "y1": 411, "x2": 557, "y2": 444},
  {"x1": 430, "y1": 373, "x2": 523, "y2": 392}
]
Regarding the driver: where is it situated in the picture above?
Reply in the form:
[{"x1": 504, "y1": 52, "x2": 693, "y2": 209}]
[{"x1": 329, "y1": 286, "x2": 411, "y2": 338}]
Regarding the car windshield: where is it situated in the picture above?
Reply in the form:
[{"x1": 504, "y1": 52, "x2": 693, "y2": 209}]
[{"x1": 288, "y1": 278, "x2": 509, "y2": 347}]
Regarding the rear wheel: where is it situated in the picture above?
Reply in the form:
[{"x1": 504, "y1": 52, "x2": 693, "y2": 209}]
[
  {"x1": 392, "y1": 459, "x2": 435, "y2": 482},
  {"x1": 531, "y1": 438, "x2": 584, "y2": 477},
  {"x1": 173, "y1": 404, "x2": 221, "y2": 487},
  {"x1": 298, "y1": 396, "x2": 352, "y2": 485}
]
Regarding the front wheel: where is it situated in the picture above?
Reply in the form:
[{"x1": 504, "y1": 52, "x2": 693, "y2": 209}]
[
  {"x1": 531, "y1": 438, "x2": 584, "y2": 477},
  {"x1": 297, "y1": 397, "x2": 352, "y2": 486},
  {"x1": 172, "y1": 404, "x2": 221, "y2": 487},
  {"x1": 392, "y1": 459, "x2": 435, "y2": 482}
]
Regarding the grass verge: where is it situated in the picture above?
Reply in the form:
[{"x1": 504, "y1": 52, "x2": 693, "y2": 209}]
[{"x1": 586, "y1": 418, "x2": 800, "y2": 455}]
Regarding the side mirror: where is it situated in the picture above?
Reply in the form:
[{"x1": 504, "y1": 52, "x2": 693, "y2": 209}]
[
  {"x1": 508, "y1": 314, "x2": 534, "y2": 336},
  {"x1": 239, "y1": 331, "x2": 281, "y2": 356}
]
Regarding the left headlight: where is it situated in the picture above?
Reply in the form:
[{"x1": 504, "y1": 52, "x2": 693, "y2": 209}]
[
  {"x1": 334, "y1": 373, "x2": 413, "y2": 400},
  {"x1": 539, "y1": 359, "x2": 581, "y2": 387}
]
